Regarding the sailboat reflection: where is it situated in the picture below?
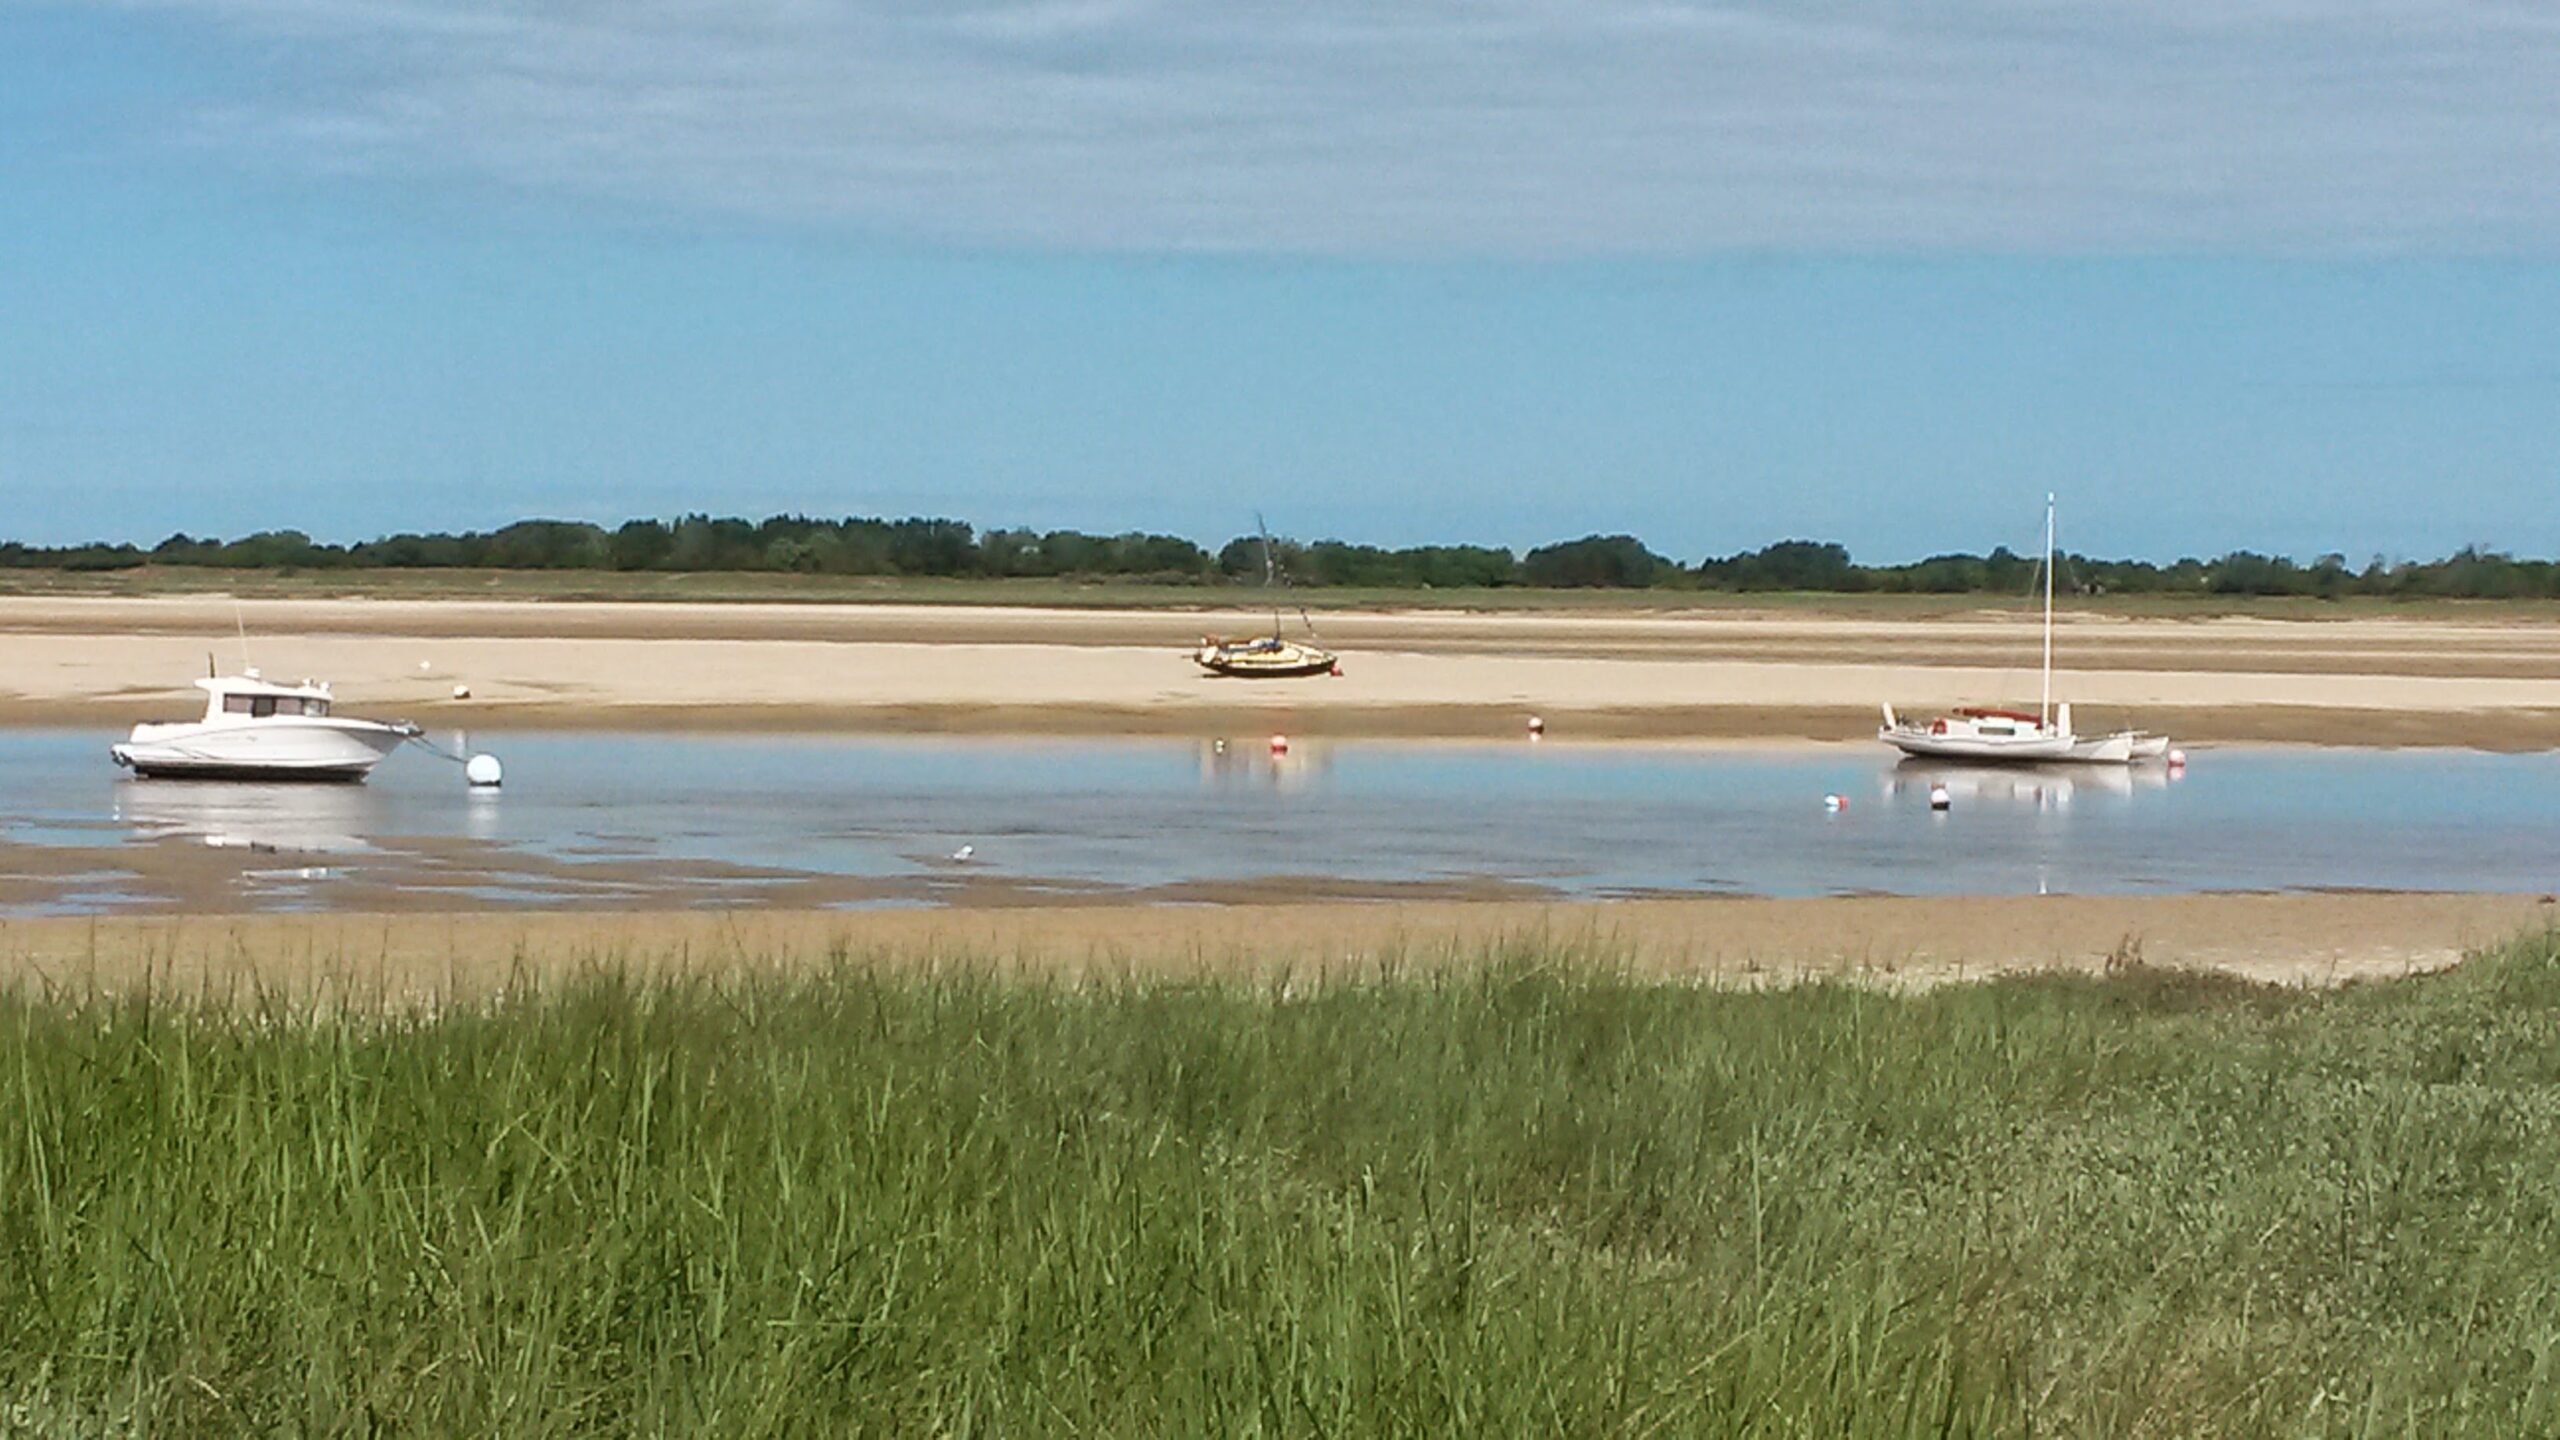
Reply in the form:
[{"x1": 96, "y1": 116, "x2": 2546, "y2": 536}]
[
  {"x1": 1884, "y1": 758, "x2": 2173, "y2": 810},
  {"x1": 113, "y1": 780, "x2": 381, "y2": 854},
  {"x1": 1194, "y1": 737, "x2": 1332, "y2": 793}
]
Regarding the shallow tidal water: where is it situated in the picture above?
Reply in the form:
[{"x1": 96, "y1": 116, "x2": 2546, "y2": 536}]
[{"x1": 2, "y1": 730, "x2": 2558, "y2": 913}]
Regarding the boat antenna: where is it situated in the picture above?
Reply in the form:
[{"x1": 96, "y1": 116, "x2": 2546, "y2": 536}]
[
  {"x1": 2040, "y1": 493, "x2": 2055, "y2": 729},
  {"x1": 233, "y1": 599, "x2": 253, "y2": 676}
]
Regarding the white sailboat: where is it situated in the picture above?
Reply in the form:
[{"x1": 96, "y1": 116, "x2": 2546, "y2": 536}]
[{"x1": 1879, "y1": 496, "x2": 2167, "y2": 765}]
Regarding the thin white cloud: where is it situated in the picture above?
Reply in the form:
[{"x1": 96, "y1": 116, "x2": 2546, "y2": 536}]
[{"x1": 83, "y1": 0, "x2": 2560, "y2": 254}]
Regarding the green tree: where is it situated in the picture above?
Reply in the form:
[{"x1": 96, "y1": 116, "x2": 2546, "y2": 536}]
[{"x1": 1522, "y1": 534, "x2": 1667, "y2": 588}]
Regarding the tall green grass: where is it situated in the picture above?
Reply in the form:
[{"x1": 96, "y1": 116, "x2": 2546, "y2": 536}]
[{"x1": 6, "y1": 938, "x2": 2560, "y2": 1435}]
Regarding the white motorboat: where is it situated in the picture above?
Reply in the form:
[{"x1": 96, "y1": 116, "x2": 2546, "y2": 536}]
[
  {"x1": 1879, "y1": 496, "x2": 2167, "y2": 766},
  {"x1": 111, "y1": 670, "x2": 420, "y2": 782}
]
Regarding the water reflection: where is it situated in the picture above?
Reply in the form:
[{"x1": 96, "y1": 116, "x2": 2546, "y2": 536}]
[
  {"x1": 112, "y1": 780, "x2": 379, "y2": 854},
  {"x1": 1194, "y1": 736, "x2": 1334, "y2": 792},
  {"x1": 462, "y1": 788, "x2": 506, "y2": 842},
  {"x1": 1882, "y1": 759, "x2": 2176, "y2": 809},
  {"x1": 0, "y1": 732, "x2": 2547, "y2": 914}
]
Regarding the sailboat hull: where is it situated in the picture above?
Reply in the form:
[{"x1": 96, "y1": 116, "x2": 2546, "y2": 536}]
[
  {"x1": 2063, "y1": 733, "x2": 2137, "y2": 764},
  {"x1": 1879, "y1": 728, "x2": 2077, "y2": 762},
  {"x1": 1193, "y1": 638, "x2": 1337, "y2": 678}
]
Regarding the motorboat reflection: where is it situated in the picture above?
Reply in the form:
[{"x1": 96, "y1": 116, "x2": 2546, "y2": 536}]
[{"x1": 113, "y1": 779, "x2": 380, "y2": 854}]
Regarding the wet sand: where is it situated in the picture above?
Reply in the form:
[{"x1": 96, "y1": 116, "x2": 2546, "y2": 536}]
[
  {"x1": 5, "y1": 596, "x2": 2560, "y2": 745},
  {"x1": 0, "y1": 830, "x2": 1555, "y2": 916},
  {"x1": 1, "y1": 892, "x2": 2546, "y2": 999}
]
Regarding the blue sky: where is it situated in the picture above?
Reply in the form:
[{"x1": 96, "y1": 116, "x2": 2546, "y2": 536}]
[{"x1": 6, "y1": 1, "x2": 2560, "y2": 562}]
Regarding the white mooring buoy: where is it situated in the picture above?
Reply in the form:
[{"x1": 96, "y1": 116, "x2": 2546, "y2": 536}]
[
  {"x1": 1269, "y1": 733, "x2": 1290, "y2": 755},
  {"x1": 1823, "y1": 793, "x2": 1846, "y2": 813},
  {"x1": 1928, "y1": 783, "x2": 1952, "y2": 812},
  {"x1": 464, "y1": 753, "x2": 504, "y2": 788}
]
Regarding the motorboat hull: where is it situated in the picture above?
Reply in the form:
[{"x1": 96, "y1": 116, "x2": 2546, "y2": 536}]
[
  {"x1": 117, "y1": 759, "x2": 378, "y2": 783},
  {"x1": 111, "y1": 719, "x2": 415, "y2": 783}
]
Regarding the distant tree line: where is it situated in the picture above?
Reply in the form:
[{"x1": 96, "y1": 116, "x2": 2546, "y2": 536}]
[{"x1": 5, "y1": 514, "x2": 2560, "y2": 599}]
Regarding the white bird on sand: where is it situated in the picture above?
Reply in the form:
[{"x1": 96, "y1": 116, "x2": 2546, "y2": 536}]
[{"x1": 951, "y1": 844, "x2": 976, "y2": 863}]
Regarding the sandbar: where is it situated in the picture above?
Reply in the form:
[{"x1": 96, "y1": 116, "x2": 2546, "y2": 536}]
[{"x1": 3, "y1": 595, "x2": 2560, "y2": 746}]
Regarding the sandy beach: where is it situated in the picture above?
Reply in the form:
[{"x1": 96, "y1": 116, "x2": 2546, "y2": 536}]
[
  {"x1": 3, "y1": 892, "x2": 2546, "y2": 997},
  {"x1": 4, "y1": 594, "x2": 2560, "y2": 745}
]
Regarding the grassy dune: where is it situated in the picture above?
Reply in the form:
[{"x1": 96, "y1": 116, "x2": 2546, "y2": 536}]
[{"x1": 6, "y1": 938, "x2": 2560, "y2": 1435}]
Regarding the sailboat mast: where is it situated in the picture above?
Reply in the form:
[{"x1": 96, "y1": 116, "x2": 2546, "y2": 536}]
[
  {"x1": 1256, "y1": 513, "x2": 1281, "y2": 633},
  {"x1": 2040, "y1": 493, "x2": 2054, "y2": 728}
]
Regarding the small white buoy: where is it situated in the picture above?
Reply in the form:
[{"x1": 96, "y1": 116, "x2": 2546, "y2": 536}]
[
  {"x1": 1822, "y1": 793, "x2": 1846, "y2": 813},
  {"x1": 951, "y1": 844, "x2": 975, "y2": 863},
  {"x1": 1527, "y1": 715, "x2": 1546, "y2": 737},
  {"x1": 451, "y1": 684, "x2": 471, "y2": 700},
  {"x1": 2166, "y1": 748, "x2": 2187, "y2": 769},
  {"x1": 463, "y1": 753, "x2": 503, "y2": 788},
  {"x1": 1212, "y1": 738, "x2": 1227, "y2": 754},
  {"x1": 1269, "y1": 733, "x2": 1289, "y2": 755},
  {"x1": 1928, "y1": 783, "x2": 1952, "y2": 812},
  {"x1": 418, "y1": 659, "x2": 432, "y2": 673}
]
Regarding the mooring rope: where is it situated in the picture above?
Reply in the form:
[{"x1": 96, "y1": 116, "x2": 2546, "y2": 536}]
[{"x1": 404, "y1": 731, "x2": 472, "y2": 766}]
